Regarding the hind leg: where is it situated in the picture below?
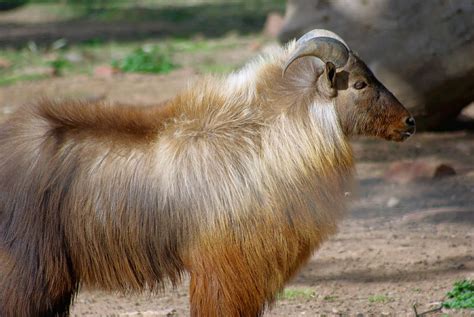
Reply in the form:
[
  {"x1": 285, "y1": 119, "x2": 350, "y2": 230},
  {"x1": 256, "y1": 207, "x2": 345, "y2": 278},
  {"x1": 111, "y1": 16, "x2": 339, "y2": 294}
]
[{"x1": 0, "y1": 249, "x2": 76, "y2": 317}]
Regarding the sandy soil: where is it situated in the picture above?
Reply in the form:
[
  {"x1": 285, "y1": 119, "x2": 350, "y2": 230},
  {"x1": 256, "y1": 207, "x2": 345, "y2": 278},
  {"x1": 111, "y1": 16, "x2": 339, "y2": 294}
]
[{"x1": 1, "y1": 62, "x2": 473, "y2": 317}]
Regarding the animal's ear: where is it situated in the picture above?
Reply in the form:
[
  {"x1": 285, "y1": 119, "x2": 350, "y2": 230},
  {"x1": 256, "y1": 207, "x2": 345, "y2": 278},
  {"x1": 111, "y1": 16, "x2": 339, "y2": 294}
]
[{"x1": 325, "y1": 62, "x2": 337, "y2": 88}]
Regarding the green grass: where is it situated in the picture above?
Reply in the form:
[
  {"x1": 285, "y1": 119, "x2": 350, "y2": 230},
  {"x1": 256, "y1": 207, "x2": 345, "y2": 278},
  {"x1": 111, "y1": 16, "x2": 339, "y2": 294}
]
[
  {"x1": 80, "y1": 0, "x2": 285, "y2": 27},
  {"x1": 0, "y1": 35, "x2": 254, "y2": 86},
  {"x1": 0, "y1": 0, "x2": 275, "y2": 85},
  {"x1": 9, "y1": 0, "x2": 284, "y2": 39},
  {"x1": 442, "y1": 280, "x2": 474, "y2": 309},
  {"x1": 322, "y1": 295, "x2": 338, "y2": 302},
  {"x1": 112, "y1": 46, "x2": 177, "y2": 74},
  {"x1": 368, "y1": 294, "x2": 394, "y2": 304},
  {"x1": 277, "y1": 288, "x2": 316, "y2": 301},
  {"x1": 0, "y1": 73, "x2": 49, "y2": 86},
  {"x1": 0, "y1": 47, "x2": 52, "y2": 85},
  {"x1": 48, "y1": 56, "x2": 71, "y2": 76}
]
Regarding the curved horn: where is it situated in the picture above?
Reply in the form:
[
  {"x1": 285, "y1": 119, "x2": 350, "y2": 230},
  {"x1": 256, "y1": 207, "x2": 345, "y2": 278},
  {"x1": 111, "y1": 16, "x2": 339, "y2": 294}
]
[{"x1": 282, "y1": 36, "x2": 349, "y2": 76}]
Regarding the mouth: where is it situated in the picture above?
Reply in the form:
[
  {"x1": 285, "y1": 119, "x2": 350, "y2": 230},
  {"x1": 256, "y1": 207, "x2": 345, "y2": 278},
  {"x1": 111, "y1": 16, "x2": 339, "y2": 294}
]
[
  {"x1": 399, "y1": 131, "x2": 413, "y2": 141},
  {"x1": 387, "y1": 128, "x2": 415, "y2": 142}
]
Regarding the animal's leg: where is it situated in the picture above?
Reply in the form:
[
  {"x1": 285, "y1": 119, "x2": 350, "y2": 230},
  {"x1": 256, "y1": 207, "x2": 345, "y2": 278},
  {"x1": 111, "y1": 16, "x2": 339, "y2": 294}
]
[
  {"x1": 187, "y1": 223, "x2": 315, "y2": 317},
  {"x1": 188, "y1": 250, "x2": 269, "y2": 317},
  {"x1": 42, "y1": 290, "x2": 76, "y2": 317},
  {"x1": 0, "y1": 249, "x2": 76, "y2": 317}
]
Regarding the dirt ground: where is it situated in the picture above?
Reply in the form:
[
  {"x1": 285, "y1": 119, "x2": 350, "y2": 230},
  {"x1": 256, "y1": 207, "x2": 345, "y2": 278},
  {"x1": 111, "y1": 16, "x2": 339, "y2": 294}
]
[{"x1": 0, "y1": 22, "x2": 473, "y2": 314}]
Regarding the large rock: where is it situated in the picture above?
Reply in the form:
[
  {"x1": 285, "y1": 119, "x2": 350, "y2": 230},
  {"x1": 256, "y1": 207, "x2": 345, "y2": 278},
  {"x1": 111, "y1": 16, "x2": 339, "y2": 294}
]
[{"x1": 278, "y1": 0, "x2": 474, "y2": 130}]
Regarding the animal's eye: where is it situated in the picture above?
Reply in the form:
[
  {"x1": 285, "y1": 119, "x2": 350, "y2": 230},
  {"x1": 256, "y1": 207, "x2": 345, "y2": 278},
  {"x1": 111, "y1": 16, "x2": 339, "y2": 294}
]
[{"x1": 353, "y1": 81, "x2": 367, "y2": 90}]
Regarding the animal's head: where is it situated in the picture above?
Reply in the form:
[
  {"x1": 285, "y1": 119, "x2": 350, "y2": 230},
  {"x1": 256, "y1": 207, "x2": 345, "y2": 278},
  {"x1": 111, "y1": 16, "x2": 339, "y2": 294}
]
[{"x1": 283, "y1": 29, "x2": 415, "y2": 142}]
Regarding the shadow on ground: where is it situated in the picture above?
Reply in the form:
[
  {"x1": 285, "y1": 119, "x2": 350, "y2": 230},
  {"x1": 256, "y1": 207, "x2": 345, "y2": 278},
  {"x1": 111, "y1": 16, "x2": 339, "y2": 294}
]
[
  {"x1": 298, "y1": 255, "x2": 474, "y2": 284},
  {"x1": 0, "y1": 2, "x2": 284, "y2": 47}
]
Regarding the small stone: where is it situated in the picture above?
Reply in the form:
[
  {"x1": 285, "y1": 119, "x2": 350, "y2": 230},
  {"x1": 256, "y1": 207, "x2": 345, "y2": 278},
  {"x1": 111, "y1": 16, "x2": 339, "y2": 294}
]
[
  {"x1": 454, "y1": 263, "x2": 465, "y2": 270},
  {"x1": 433, "y1": 164, "x2": 456, "y2": 179},
  {"x1": 384, "y1": 160, "x2": 456, "y2": 184},
  {"x1": 384, "y1": 160, "x2": 429, "y2": 184},
  {"x1": 460, "y1": 101, "x2": 474, "y2": 119},
  {"x1": 94, "y1": 65, "x2": 118, "y2": 78},
  {"x1": 64, "y1": 52, "x2": 83, "y2": 63},
  {"x1": 0, "y1": 57, "x2": 11, "y2": 69},
  {"x1": 386, "y1": 197, "x2": 400, "y2": 208},
  {"x1": 248, "y1": 41, "x2": 262, "y2": 52},
  {"x1": 119, "y1": 310, "x2": 176, "y2": 317}
]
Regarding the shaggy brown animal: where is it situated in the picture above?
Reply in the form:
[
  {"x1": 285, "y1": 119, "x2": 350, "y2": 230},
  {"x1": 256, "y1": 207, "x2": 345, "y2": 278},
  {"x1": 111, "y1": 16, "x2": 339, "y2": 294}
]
[{"x1": 0, "y1": 29, "x2": 415, "y2": 316}]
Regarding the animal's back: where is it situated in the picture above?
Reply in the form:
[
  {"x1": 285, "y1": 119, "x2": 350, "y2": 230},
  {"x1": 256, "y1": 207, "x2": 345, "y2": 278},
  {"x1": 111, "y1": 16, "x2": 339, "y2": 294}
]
[{"x1": 0, "y1": 99, "x2": 172, "y2": 223}]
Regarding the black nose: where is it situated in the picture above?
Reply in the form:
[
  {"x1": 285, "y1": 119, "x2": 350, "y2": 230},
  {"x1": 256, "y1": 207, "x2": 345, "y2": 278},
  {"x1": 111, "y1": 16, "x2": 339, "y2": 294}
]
[{"x1": 405, "y1": 116, "x2": 416, "y2": 127}]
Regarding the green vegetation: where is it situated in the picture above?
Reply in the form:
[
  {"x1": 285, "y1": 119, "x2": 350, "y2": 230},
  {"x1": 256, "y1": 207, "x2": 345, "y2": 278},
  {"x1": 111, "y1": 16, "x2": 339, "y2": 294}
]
[
  {"x1": 49, "y1": 56, "x2": 71, "y2": 76},
  {"x1": 442, "y1": 280, "x2": 474, "y2": 309},
  {"x1": 112, "y1": 46, "x2": 176, "y2": 74},
  {"x1": 322, "y1": 295, "x2": 338, "y2": 302},
  {"x1": 368, "y1": 294, "x2": 394, "y2": 304},
  {"x1": 0, "y1": 35, "x2": 257, "y2": 85},
  {"x1": 0, "y1": 0, "x2": 275, "y2": 85},
  {"x1": 0, "y1": 73, "x2": 49, "y2": 86},
  {"x1": 277, "y1": 288, "x2": 316, "y2": 300},
  {"x1": 1, "y1": 0, "x2": 284, "y2": 36}
]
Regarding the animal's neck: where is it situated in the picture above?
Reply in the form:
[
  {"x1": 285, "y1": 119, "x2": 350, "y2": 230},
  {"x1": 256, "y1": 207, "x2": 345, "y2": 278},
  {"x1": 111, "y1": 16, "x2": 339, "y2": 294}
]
[
  {"x1": 258, "y1": 101, "x2": 354, "y2": 231},
  {"x1": 226, "y1": 58, "x2": 354, "y2": 180},
  {"x1": 265, "y1": 102, "x2": 353, "y2": 177}
]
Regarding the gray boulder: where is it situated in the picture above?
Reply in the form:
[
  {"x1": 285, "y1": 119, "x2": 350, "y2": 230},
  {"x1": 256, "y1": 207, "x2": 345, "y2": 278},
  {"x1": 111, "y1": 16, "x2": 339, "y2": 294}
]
[{"x1": 278, "y1": 0, "x2": 474, "y2": 130}]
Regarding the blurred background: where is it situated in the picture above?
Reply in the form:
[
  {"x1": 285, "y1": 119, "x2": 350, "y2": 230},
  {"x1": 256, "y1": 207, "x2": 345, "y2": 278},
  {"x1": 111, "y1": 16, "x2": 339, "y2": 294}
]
[{"x1": 0, "y1": 0, "x2": 472, "y2": 316}]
